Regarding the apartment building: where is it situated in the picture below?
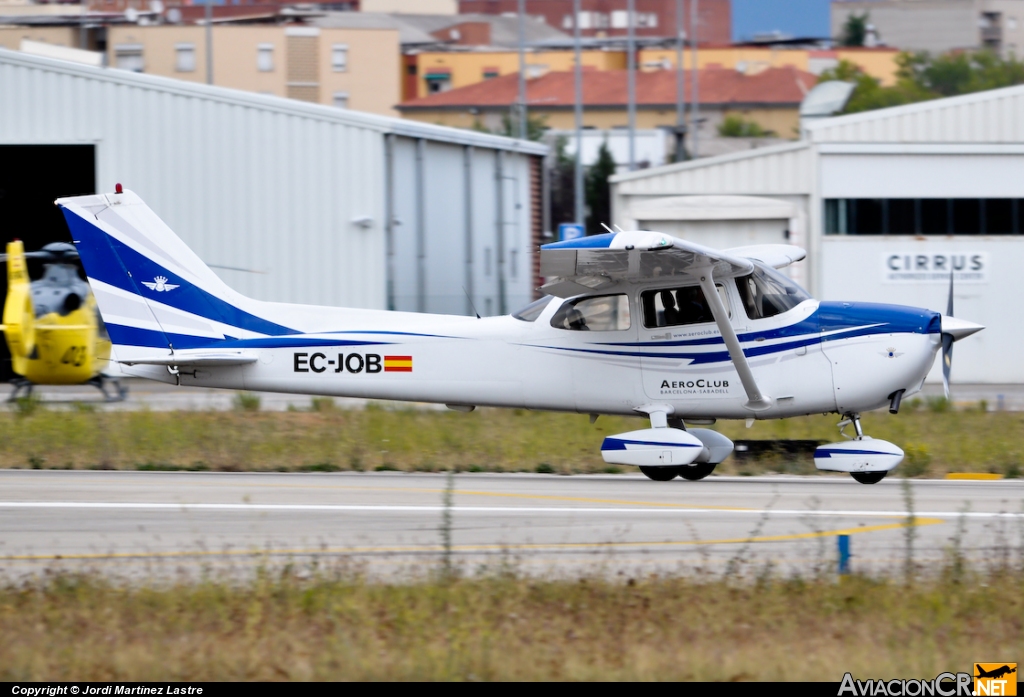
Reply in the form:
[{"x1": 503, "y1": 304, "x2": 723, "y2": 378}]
[{"x1": 106, "y1": 23, "x2": 401, "y2": 115}]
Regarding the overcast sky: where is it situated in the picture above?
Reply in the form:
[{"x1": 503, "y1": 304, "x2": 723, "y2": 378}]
[{"x1": 731, "y1": 0, "x2": 832, "y2": 41}]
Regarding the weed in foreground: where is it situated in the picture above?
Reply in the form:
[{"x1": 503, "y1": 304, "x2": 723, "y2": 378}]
[
  {"x1": 2, "y1": 567, "x2": 1023, "y2": 681},
  {"x1": 232, "y1": 391, "x2": 261, "y2": 412}
]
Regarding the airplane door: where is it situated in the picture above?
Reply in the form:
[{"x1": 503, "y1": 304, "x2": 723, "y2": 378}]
[
  {"x1": 638, "y1": 282, "x2": 741, "y2": 413},
  {"x1": 543, "y1": 293, "x2": 643, "y2": 413}
]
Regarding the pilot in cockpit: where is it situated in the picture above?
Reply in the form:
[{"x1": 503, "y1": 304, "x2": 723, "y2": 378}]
[{"x1": 676, "y1": 286, "x2": 710, "y2": 324}]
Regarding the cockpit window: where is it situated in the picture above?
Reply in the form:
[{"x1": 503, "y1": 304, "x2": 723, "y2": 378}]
[
  {"x1": 551, "y1": 294, "x2": 631, "y2": 331},
  {"x1": 512, "y1": 295, "x2": 554, "y2": 322},
  {"x1": 735, "y1": 264, "x2": 810, "y2": 320},
  {"x1": 641, "y1": 284, "x2": 729, "y2": 329}
]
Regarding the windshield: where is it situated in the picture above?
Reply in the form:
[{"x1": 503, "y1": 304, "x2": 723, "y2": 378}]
[
  {"x1": 512, "y1": 295, "x2": 554, "y2": 322},
  {"x1": 735, "y1": 263, "x2": 810, "y2": 320}
]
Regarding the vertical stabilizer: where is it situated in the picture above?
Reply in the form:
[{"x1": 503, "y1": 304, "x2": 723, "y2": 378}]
[{"x1": 57, "y1": 189, "x2": 296, "y2": 366}]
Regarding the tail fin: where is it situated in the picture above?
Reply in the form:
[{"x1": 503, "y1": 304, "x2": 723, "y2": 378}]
[{"x1": 57, "y1": 189, "x2": 296, "y2": 361}]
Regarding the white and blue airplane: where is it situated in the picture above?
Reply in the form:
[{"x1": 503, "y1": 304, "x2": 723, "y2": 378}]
[{"x1": 56, "y1": 188, "x2": 983, "y2": 484}]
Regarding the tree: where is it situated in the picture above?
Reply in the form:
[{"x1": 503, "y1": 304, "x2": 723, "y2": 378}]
[
  {"x1": 816, "y1": 50, "x2": 1024, "y2": 115},
  {"x1": 840, "y1": 12, "x2": 869, "y2": 47},
  {"x1": 499, "y1": 112, "x2": 548, "y2": 141},
  {"x1": 584, "y1": 141, "x2": 616, "y2": 236},
  {"x1": 548, "y1": 136, "x2": 576, "y2": 231}
]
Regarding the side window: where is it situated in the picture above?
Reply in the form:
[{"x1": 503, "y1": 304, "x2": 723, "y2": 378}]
[
  {"x1": 736, "y1": 264, "x2": 810, "y2": 320},
  {"x1": 641, "y1": 284, "x2": 728, "y2": 329},
  {"x1": 551, "y1": 294, "x2": 630, "y2": 331}
]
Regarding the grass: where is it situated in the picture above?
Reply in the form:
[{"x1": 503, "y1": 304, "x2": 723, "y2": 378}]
[
  {"x1": 0, "y1": 402, "x2": 1021, "y2": 476},
  {"x1": 1, "y1": 568, "x2": 1022, "y2": 681}
]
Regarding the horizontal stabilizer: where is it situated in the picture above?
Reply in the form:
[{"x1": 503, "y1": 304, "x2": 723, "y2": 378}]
[{"x1": 119, "y1": 350, "x2": 259, "y2": 367}]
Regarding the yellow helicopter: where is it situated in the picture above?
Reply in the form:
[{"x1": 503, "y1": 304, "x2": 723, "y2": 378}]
[{"x1": 0, "y1": 239, "x2": 126, "y2": 402}]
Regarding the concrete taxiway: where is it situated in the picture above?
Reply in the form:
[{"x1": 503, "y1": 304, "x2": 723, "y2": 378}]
[{"x1": 1, "y1": 470, "x2": 1022, "y2": 580}]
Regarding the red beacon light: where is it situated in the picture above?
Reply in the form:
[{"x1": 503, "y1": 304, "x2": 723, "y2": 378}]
[{"x1": 115, "y1": 183, "x2": 123, "y2": 194}]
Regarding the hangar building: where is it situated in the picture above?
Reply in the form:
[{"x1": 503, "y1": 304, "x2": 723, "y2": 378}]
[
  {"x1": 610, "y1": 86, "x2": 1024, "y2": 384},
  {"x1": 0, "y1": 48, "x2": 545, "y2": 323}
]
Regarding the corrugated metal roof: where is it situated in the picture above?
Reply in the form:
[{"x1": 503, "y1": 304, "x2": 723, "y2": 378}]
[
  {"x1": 805, "y1": 83, "x2": 1024, "y2": 143},
  {"x1": 610, "y1": 141, "x2": 813, "y2": 196},
  {"x1": 0, "y1": 48, "x2": 547, "y2": 155}
]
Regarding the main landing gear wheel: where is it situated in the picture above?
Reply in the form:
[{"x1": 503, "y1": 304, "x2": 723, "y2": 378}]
[
  {"x1": 677, "y1": 462, "x2": 717, "y2": 481},
  {"x1": 851, "y1": 471, "x2": 887, "y2": 485},
  {"x1": 639, "y1": 466, "x2": 681, "y2": 481}
]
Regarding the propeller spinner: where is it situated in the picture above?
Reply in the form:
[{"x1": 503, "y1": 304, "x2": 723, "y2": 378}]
[{"x1": 939, "y1": 270, "x2": 984, "y2": 400}]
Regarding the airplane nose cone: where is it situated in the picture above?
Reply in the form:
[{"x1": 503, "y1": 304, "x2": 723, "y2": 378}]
[{"x1": 940, "y1": 315, "x2": 984, "y2": 341}]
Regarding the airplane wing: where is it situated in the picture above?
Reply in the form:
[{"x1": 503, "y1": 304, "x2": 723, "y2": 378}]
[
  {"x1": 119, "y1": 350, "x2": 259, "y2": 367},
  {"x1": 722, "y1": 244, "x2": 806, "y2": 269},
  {"x1": 539, "y1": 231, "x2": 806, "y2": 412},
  {"x1": 539, "y1": 231, "x2": 759, "y2": 299}
]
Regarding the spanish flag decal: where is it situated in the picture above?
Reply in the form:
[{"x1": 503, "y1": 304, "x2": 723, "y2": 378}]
[{"x1": 384, "y1": 355, "x2": 413, "y2": 372}]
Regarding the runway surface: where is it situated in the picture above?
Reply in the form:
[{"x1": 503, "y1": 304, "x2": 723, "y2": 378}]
[{"x1": 2, "y1": 470, "x2": 1022, "y2": 580}]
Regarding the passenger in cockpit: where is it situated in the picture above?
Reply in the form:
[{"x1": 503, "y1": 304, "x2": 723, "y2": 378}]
[
  {"x1": 566, "y1": 307, "x2": 589, "y2": 330},
  {"x1": 660, "y1": 290, "x2": 680, "y2": 326}
]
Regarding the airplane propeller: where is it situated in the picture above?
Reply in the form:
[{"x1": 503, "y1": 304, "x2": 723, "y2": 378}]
[{"x1": 939, "y1": 270, "x2": 985, "y2": 400}]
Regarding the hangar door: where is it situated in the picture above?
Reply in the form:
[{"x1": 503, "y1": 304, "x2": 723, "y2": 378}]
[
  {"x1": 0, "y1": 144, "x2": 95, "y2": 382},
  {"x1": 629, "y1": 195, "x2": 796, "y2": 250}
]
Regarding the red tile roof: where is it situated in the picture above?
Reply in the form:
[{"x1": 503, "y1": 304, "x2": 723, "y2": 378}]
[{"x1": 398, "y1": 66, "x2": 816, "y2": 110}]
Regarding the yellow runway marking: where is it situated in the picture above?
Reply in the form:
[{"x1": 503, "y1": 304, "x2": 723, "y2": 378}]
[
  {"x1": 0, "y1": 517, "x2": 943, "y2": 563},
  {"x1": 945, "y1": 473, "x2": 1003, "y2": 480}
]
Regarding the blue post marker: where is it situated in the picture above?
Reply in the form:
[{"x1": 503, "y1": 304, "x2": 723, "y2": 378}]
[
  {"x1": 837, "y1": 534, "x2": 851, "y2": 575},
  {"x1": 558, "y1": 222, "x2": 585, "y2": 242}
]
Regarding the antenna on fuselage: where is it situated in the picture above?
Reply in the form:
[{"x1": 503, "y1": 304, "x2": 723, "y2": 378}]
[
  {"x1": 462, "y1": 286, "x2": 482, "y2": 319},
  {"x1": 600, "y1": 222, "x2": 614, "y2": 234}
]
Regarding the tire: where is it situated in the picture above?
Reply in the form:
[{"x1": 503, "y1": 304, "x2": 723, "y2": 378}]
[
  {"x1": 638, "y1": 466, "x2": 680, "y2": 481},
  {"x1": 851, "y1": 471, "x2": 887, "y2": 485},
  {"x1": 677, "y1": 462, "x2": 717, "y2": 481}
]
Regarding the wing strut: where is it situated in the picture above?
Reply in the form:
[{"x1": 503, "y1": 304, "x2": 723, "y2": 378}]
[{"x1": 697, "y1": 269, "x2": 772, "y2": 412}]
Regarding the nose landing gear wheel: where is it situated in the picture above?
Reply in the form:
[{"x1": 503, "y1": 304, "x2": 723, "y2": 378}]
[
  {"x1": 851, "y1": 471, "x2": 887, "y2": 485},
  {"x1": 677, "y1": 462, "x2": 717, "y2": 481},
  {"x1": 638, "y1": 466, "x2": 681, "y2": 481}
]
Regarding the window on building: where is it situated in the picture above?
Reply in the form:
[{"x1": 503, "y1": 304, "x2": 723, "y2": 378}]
[
  {"x1": 332, "y1": 43, "x2": 348, "y2": 72},
  {"x1": 332, "y1": 91, "x2": 349, "y2": 109},
  {"x1": 425, "y1": 69, "x2": 451, "y2": 93},
  {"x1": 114, "y1": 44, "x2": 144, "y2": 72},
  {"x1": 611, "y1": 10, "x2": 628, "y2": 28},
  {"x1": 825, "y1": 198, "x2": 1023, "y2": 235},
  {"x1": 257, "y1": 43, "x2": 274, "y2": 72},
  {"x1": 482, "y1": 66, "x2": 499, "y2": 79},
  {"x1": 175, "y1": 43, "x2": 195, "y2": 73},
  {"x1": 637, "y1": 12, "x2": 659, "y2": 28}
]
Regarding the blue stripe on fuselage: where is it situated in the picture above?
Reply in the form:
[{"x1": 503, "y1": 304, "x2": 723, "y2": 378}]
[
  {"x1": 107, "y1": 323, "x2": 394, "y2": 351},
  {"x1": 528, "y1": 301, "x2": 940, "y2": 364}
]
